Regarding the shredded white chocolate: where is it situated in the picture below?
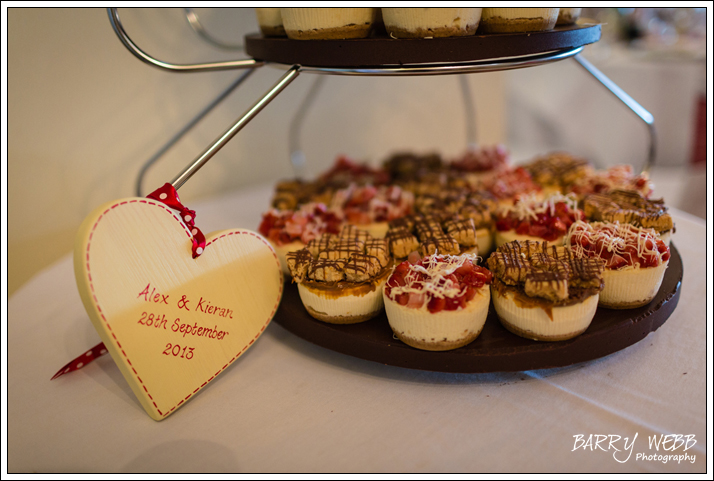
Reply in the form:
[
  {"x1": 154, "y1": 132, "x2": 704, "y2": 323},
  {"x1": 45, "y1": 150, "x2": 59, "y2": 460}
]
[
  {"x1": 499, "y1": 192, "x2": 580, "y2": 221},
  {"x1": 566, "y1": 220, "x2": 665, "y2": 268},
  {"x1": 389, "y1": 253, "x2": 482, "y2": 300}
]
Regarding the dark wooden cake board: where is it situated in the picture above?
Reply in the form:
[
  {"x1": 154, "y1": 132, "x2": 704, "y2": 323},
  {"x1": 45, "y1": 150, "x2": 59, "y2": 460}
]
[
  {"x1": 245, "y1": 23, "x2": 601, "y2": 67},
  {"x1": 273, "y1": 244, "x2": 682, "y2": 373}
]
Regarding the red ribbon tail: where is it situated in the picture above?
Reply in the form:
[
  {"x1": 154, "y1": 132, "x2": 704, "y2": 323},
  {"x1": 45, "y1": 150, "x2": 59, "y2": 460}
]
[{"x1": 51, "y1": 342, "x2": 108, "y2": 380}]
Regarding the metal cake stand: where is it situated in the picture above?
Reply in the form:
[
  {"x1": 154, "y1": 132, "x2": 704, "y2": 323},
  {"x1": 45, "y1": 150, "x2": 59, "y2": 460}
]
[
  {"x1": 107, "y1": 8, "x2": 675, "y2": 372},
  {"x1": 107, "y1": 8, "x2": 656, "y2": 195}
]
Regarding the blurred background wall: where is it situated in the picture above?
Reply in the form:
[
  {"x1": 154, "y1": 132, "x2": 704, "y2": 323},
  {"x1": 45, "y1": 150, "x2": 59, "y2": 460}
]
[{"x1": 7, "y1": 7, "x2": 707, "y2": 294}]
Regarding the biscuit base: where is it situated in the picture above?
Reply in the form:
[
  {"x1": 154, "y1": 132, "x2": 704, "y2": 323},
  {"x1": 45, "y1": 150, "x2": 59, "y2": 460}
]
[
  {"x1": 480, "y1": 17, "x2": 557, "y2": 33},
  {"x1": 259, "y1": 25, "x2": 286, "y2": 37},
  {"x1": 497, "y1": 315, "x2": 589, "y2": 342},
  {"x1": 597, "y1": 297, "x2": 655, "y2": 310},
  {"x1": 305, "y1": 305, "x2": 381, "y2": 324},
  {"x1": 285, "y1": 23, "x2": 372, "y2": 40},
  {"x1": 393, "y1": 326, "x2": 484, "y2": 351},
  {"x1": 387, "y1": 23, "x2": 479, "y2": 38}
]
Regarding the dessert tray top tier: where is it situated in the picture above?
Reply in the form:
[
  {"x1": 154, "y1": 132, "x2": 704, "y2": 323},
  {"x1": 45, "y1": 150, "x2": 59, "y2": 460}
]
[{"x1": 244, "y1": 23, "x2": 601, "y2": 69}]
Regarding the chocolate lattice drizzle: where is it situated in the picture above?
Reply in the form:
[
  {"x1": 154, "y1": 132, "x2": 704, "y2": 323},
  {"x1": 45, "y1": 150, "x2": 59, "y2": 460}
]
[
  {"x1": 487, "y1": 240, "x2": 604, "y2": 303},
  {"x1": 583, "y1": 189, "x2": 673, "y2": 233}
]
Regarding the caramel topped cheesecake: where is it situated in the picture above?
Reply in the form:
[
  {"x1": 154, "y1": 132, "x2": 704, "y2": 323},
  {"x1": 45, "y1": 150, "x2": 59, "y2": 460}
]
[
  {"x1": 487, "y1": 240, "x2": 605, "y2": 341},
  {"x1": 522, "y1": 152, "x2": 592, "y2": 195},
  {"x1": 287, "y1": 227, "x2": 393, "y2": 324},
  {"x1": 386, "y1": 213, "x2": 479, "y2": 260},
  {"x1": 582, "y1": 189, "x2": 674, "y2": 244},
  {"x1": 413, "y1": 189, "x2": 497, "y2": 255}
]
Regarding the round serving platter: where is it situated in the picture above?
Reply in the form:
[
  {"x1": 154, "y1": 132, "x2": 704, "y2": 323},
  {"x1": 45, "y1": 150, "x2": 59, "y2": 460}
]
[
  {"x1": 245, "y1": 23, "x2": 601, "y2": 67},
  {"x1": 272, "y1": 244, "x2": 682, "y2": 373}
]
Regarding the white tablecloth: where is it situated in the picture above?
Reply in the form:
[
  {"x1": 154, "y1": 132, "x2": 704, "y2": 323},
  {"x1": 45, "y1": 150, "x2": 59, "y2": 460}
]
[{"x1": 7, "y1": 185, "x2": 708, "y2": 473}]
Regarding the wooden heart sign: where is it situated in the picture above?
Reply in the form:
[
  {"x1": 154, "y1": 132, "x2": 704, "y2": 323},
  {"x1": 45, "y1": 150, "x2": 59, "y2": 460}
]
[{"x1": 74, "y1": 195, "x2": 283, "y2": 420}]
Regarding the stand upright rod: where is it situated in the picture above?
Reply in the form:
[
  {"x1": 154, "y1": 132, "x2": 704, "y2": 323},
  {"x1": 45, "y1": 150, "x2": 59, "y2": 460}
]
[
  {"x1": 136, "y1": 69, "x2": 255, "y2": 196},
  {"x1": 573, "y1": 54, "x2": 656, "y2": 174},
  {"x1": 459, "y1": 76, "x2": 477, "y2": 149},
  {"x1": 289, "y1": 75, "x2": 326, "y2": 177},
  {"x1": 171, "y1": 66, "x2": 301, "y2": 190}
]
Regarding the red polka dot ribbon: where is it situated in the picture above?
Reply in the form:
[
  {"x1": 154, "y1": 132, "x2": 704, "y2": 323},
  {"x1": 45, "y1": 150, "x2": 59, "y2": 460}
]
[
  {"x1": 51, "y1": 343, "x2": 108, "y2": 380},
  {"x1": 52, "y1": 184, "x2": 208, "y2": 380},
  {"x1": 146, "y1": 183, "x2": 207, "y2": 259}
]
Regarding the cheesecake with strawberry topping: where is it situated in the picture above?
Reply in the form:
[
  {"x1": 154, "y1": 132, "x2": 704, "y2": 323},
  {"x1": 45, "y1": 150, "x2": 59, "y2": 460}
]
[
  {"x1": 383, "y1": 253, "x2": 492, "y2": 351},
  {"x1": 449, "y1": 145, "x2": 511, "y2": 187},
  {"x1": 487, "y1": 240, "x2": 605, "y2": 341},
  {"x1": 566, "y1": 221, "x2": 670, "y2": 309},
  {"x1": 566, "y1": 165, "x2": 653, "y2": 199},
  {"x1": 258, "y1": 203, "x2": 342, "y2": 274},
  {"x1": 483, "y1": 166, "x2": 542, "y2": 208},
  {"x1": 330, "y1": 183, "x2": 414, "y2": 238},
  {"x1": 287, "y1": 227, "x2": 393, "y2": 324},
  {"x1": 494, "y1": 193, "x2": 583, "y2": 248}
]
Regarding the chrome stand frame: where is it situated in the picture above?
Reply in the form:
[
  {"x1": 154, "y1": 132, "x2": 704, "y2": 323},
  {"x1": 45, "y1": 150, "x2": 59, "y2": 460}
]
[
  {"x1": 109, "y1": 8, "x2": 656, "y2": 191},
  {"x1": 288, "y1": 75, "x2": 326, "y2": 178},
  {"x1": 573, "y1": 55, "x2": 656, "y2": 174},
  {"x1": 135, "y1": 68, "x2": 255, "y2": 196}
]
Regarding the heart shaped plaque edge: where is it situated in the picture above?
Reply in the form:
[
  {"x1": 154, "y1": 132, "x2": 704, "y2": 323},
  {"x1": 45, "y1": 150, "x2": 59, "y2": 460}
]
[{"x1": 74, "y1": 198, "x2": 283, "y2": 420}]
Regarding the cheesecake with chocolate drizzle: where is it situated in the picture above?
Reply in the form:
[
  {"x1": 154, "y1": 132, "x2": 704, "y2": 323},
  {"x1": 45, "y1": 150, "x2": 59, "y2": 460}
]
[
  {"x1": 286, "y1": 224, "x2": 393, "y2": 324},
  {"x1": 414, "y1": 188, "x2": 497, "y2": 255},
  {"x1": 386, "y1": 213, "x2": 480, "y2": 261},
  {"x1": 582, "y1": 189, "x2": 674, "y2": 244},
  {"x1": 487, "y1": 240, "x2": 605, "y2": 341}
]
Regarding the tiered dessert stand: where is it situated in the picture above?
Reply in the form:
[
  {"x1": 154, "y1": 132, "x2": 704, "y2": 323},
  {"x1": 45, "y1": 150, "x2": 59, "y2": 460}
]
[{"x1": 108, "y1": 8, "x2": 680, "y2": 372}]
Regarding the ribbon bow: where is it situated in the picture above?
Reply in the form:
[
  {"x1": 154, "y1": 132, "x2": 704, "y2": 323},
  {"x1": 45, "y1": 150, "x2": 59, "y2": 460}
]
[{"x1": 147, "y1": 183, "x2": 206, "y2": 258}]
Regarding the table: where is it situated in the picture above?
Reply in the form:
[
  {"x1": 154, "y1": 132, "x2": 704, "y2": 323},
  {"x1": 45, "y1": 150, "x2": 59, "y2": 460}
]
[{"x1": 7, "y1": 184, "x2": 707, "y2": 473}]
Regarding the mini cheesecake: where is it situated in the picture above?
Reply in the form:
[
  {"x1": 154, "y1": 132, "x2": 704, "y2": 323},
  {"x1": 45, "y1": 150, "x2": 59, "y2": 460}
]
[
  {"x1": 522, "y1": 151, "x2": 593, "y2": 195},
  {"x1": 255, "y1": 8, "x2": 286, "y2": 36},
  {"x1": 566, "y1": 165, "x2": 653, "y2": 200},
  {"x1": 414, "y1": 188, "x2": 497, "y2": 256},
  {"x1": 582, "y1": 189, "x2": 675, "y2": 245},
  {"x1": 382, "y1": 8, "x2": 482, "y2": 38},
  {"x1": 556, "y1": 8, "x2": 582, "y2": 26},
  {"x1": 487, "y1": 240, "x2": 605, "y2": 341},
  {"x1": 383, "y1": 254, "x2": 492, "y2": 351},
  {"x1": 258, "y1": 203, "x2": 343, "y2": 276},
  {"x1": 566, "y1": 221, "x2": 670, "y2": 309},
  {"x1": 494, "y1": 193, "x2": 583, "y2": 249},
  {"x1": 281, "y1": 8, "x2": 377, "y2": 40},
  {"x1": 480, "y1": 8, "x2": 560, "y2": 33},
  {"x1": 449, "y1": 145, "x2": 511, "y2": 188},
  {"x1": 287, "y1": 228, "x2": 392, "y2": 324},
  {"x1": 484, "y1": 166, "x2": 543, "y2": 210},
  {"x1": 386, "y1": 213, "x2": 480, "y2": 261},
  {"x1": 330, "y1": 184, "x2": 414, "y2": 239}
]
